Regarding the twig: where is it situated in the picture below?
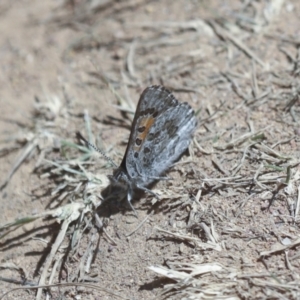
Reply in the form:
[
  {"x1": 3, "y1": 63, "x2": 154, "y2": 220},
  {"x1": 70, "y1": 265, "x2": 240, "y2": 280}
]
[{"x1": 125, "y1": 211, "x2": 153, "y2": 237}]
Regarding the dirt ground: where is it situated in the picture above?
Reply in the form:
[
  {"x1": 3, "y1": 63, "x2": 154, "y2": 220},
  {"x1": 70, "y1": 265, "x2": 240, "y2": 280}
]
[{"x1": 1, "y1": 0, "x2": 300, "y2": 299}]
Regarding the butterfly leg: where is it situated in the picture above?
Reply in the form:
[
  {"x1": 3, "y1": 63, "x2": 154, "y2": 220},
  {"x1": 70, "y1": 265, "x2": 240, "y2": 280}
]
[
  {"x1": 127, "y1": 187, "x2": 138, "y2": 217},
  {"x1": 136, "y1": 184, "x2": 160, "y2": 200}
]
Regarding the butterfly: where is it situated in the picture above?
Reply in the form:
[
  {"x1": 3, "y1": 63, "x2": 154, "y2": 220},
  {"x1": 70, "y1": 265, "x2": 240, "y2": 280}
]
[{"x1": 78, "y1": 85, "x2": 197, "y2": 211}]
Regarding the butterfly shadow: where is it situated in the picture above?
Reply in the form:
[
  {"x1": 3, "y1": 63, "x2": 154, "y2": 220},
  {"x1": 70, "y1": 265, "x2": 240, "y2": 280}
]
[
  {"x1": 95, "y1": 179, "x2": 165, "y2": 219},
  {"x1": 96, "y1": 171, "x2": 176, "y2": 219}
]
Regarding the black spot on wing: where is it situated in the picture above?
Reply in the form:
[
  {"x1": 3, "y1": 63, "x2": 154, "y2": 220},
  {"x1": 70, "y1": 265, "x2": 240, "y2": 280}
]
[
  {"x1": 152, "y1": 110, "x2": 159, "y2": 118},
  {"x1": 147, "y1": 131, "x2": 160, "y2": 141},
  {"x1": 138, "y1": 126, "x2": 146, "y2": 133},
  {"x1": 136, "y1": 138, "x2": 142, "y2": 146},
  {"x1": 143, "y1": 147, "x2": 151, "y2": 154}
]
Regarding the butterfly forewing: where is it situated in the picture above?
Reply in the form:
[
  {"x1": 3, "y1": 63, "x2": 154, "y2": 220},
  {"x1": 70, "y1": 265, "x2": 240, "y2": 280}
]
[{"x1": 124, "y1": 85, "x2": 197, "y2": 186}]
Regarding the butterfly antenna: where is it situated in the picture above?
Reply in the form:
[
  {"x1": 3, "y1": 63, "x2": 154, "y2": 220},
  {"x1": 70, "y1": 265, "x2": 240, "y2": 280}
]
[{"x1": 76, "y1": 131, "x2": 118, "y2": 168}]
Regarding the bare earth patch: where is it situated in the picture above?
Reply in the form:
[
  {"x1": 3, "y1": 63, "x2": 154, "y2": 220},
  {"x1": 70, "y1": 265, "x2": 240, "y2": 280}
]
[{"x1": 1, "y1": 0, "x2": 300, "y2": 299}]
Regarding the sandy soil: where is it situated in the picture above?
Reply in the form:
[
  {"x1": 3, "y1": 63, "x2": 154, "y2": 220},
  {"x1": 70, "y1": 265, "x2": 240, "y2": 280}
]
[{"x1": 1, "y1": 0, "x2": 300, "y2": 299}]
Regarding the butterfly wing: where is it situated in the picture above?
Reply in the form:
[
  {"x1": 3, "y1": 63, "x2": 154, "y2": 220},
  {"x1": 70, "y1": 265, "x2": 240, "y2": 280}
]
[{"x1": 124, "y1": 85, "x2": 197, "y2": 186}]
